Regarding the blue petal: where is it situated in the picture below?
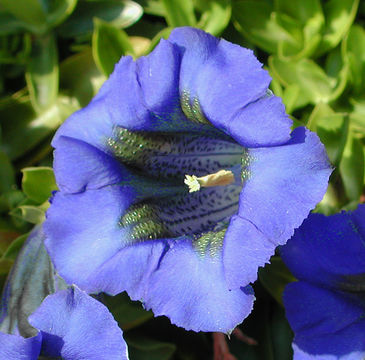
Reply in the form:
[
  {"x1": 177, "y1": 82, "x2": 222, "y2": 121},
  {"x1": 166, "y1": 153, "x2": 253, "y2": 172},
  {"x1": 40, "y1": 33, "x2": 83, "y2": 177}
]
[
  {"x1": 144, "y1": 237, "x2": 255, "y2": 333},
  {"x1": 292, "y1": 343, "x2": 365, "y2": 360},
  {"x1": 222, "y1": 215, "x2": 276, "y2": 289},
  {"x1": 53, "y1": 40, "x2": 207, "y2": 154},
  {"x1": 284, "y1": 282, "x2": 365, "y2": 358},
  {"x1": 44, "y1": 186, "x2": 135, "y2": 292},
  {"x1": 281, "y1": 206, "x2": 365, "y2": 288},
  {"x1": 54, "y1": 136, "x2": 126, "y2": 193},
  {"x1": 168, "y1": 27, "x2": 291, "y2": 146},
  {"x1": 28, "y1": 287, "x2": 128, "y2": 359},
  {"x1": 0, "y1": 332, "x2": 41, "y2": 360},
  {"x1": 238, "y1": 127, "x2": 331, "y2": 245}
]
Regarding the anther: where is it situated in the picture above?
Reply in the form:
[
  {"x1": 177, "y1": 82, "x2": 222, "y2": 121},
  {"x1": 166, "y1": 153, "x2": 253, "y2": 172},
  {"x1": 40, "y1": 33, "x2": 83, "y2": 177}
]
[{"x1": 184, "y1": 170, "x2": 235, "y2": 193}]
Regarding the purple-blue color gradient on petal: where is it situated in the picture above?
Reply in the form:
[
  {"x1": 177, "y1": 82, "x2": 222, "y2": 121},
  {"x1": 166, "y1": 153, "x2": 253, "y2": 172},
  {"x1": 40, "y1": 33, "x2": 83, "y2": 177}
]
[
  {"x1": 0, "y1": 332, "x2": 41, "y2": 360},
  {"x1": 168, "y1": 27, "x2": 292, "y2": 148},
  {"x1": 223, "y1": 127, "x2": 332, "y2": 289},
  {"x1": 45, "y1": 26, "x2": 331, "y2": 333},
  {"x1": 281, "y1": 206, "x2": 365, "y2": 359},
  {"x1": 281, "y1": 207, "x2": 365, "y2": 287},
  {"x1": 29, "y1": 287, "x2": 128, "y2": 360}
]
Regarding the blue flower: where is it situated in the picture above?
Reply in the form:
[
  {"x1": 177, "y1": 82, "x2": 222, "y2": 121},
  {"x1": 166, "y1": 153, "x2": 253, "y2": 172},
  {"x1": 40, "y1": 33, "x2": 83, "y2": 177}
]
[
  {"x1": 281, "y1": 205, "x2": 365, "y2": 359},
  {"x1": 44, "y1": 27, "x2": 331, "y2": 333},
  {"x1": 0, "y1": 286, "x2": 128, "y2": 359}
]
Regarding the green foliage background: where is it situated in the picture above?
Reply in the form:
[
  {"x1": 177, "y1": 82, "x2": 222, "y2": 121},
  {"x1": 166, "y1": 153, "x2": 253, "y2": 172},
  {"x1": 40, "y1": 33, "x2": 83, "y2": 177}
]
[{"x1": 0, "y1": 0, "x2": 364, "y2": 358}]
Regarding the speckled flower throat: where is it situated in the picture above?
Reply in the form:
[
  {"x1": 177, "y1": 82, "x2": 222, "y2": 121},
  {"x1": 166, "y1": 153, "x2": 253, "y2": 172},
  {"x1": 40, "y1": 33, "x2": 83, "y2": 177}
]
[{"x1": 107, "y1": 124, "x2": 251, "y2": 251}]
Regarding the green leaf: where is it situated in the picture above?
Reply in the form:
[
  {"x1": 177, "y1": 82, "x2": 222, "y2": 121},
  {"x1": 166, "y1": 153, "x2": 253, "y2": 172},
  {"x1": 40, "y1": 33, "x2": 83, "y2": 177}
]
[
  {"x1": 316, "y1": 0, "x2": 359, "y2": 56},
  {"x1": 104, "y1": 292, "x2": 153, "y2": 330},
  {"x1": 0, "y1": 0, "x2": 78, "y2": 33},
  {"x1": 0, "y1": 95, "x2": 75, "y2": 160},
  {"x1": 349, "y1": 97, "x2": 365, "y2": 134},
  {"x1": 314, "y1": 182, "x2": 341, "y2": 215},
  {"x1": 161, "y1": 0, "x2": 196, "y2": 27},
  {"x1": 92, "y1": 18, "x2": 134, "y2": 76},
  {"x1": 127, "y1": 335, "x2": 176, "y2": 360},
  {"x1": 21, "y1": 167, "x2": 57, "y2": 204},
  {"x1": 0, "y1": 10, "x2": 27, "y2": 35},
  {"x1": 281, "y1": 84, "x2": 300, "y2": 114},
  {"x1": 233, "y1": 0, "x2": 299, "y2": 54},
  {"x1": 2, "y1": 232, "x2": 28, "y2": 260},
  {"x1": 57, "y1": 0, "x2": 143, "y2": 38},
  {"x1": 59, "y1": 48, "x2": 105, "y2": 107},
  {"x1": 25, "y1": 33, "x2": 59, "y2": 113},
  {"x1": 10, "y1": 205, "x2": 45, "y2": 224},
  {"x1": 274, "y1": 0, "x2": 323, "y2": 25},
  {"x1": 0, "y1": 150, "x2": 15, "y2": 193},
  {"x1": 0, "y1": 0, "x2": 47, "y2": 32},
  {"x1": 343, "y1": 25, "x2": 365, "y2": 94},
  {"x1": 307, "y1": 103, "x2": 349, "y2": 166},
  {"x1": 42, "y1": 0, "x2": 78, "y2": 28},
  {"x1": 269, "y1": 56, "x2": 335, "y2": 108},
  {"x1": 258, "y1": 257, "x2": 295, "y2": 306},
  {"x1": 136, "y1": 0, "x2": 165, "y2": 16},
  {"x1": 195, "y1": 0, "x2": 231, "y2": 36},
  {"x1": 339, "y1": 131, "x2": 364, "y2": 202}
]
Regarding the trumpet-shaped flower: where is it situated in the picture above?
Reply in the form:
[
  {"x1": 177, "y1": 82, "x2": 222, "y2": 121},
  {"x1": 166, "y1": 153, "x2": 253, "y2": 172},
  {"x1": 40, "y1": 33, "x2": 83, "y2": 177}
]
[
  {"x1": 0, "y1": 286, "x2": 128, "y2": 359},
  {"x1": 44, "y1": 27, "x2": 331, "y2": 333},
  {"x1": 281, "y1": 206, "x2": 365, "y2": 359}
]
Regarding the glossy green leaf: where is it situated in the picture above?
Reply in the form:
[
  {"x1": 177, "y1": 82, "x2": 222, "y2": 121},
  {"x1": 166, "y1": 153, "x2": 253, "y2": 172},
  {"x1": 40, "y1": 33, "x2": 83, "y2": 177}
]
[
  {"x1": 92, "y1": 18, "x2": 134, "y2": 76},
  {"x1": 316, "y1": 0, "x2": 359, "y2": 56},
  {"x1": 0, "y1": 0, "x2": 78, "y2": 33},
  {"x1": 344, "y1": 25, "x2": 365, "y2": 94},
  {"x1": 269, "y1": 56, "x2": 335, "y2": 108},
  {"x1": 339, "y1": 131, "x2": 364, "y2": 202},
  {"x1": 21, "y1": 167, "x2": 57, "y2": 204},
  {"x1": 274, "y1": 0, "x2": 323, "y2": 24},
  {"x1": 0, "y1": 150, "x2": 15, "y2": 193},
  {"x1": 42, "y1": 0, "x2": 78, "y2": 28},
  {"x1": 281, "y1": 84, "x2": 300, "y2": 114},
  {"x1": 161, "y1": 0, "x2": 196, "y2": 27},
  {"x1": 25, "y1": 33, "x2": 59, "y2": 113},
  {"x1": 307, "y1": 104, "x2": 349, "y2": 166},
  {"x1": 0, "y1": 0, "x2": 47, "y2": 32},
  {"x1": 127, "y1": 335, "x2": 176, "y2": 360},
  {"x1": 258, "y1": 257, "x2": 295, "y2": 306},
  {"x1": 233, "y1": 1, "x2": 299, "y2": 54},
  {"x1": 10, "y1": 205, "x2": 45, "y2": 224},
  {"x1": 314, "y1": 182, "x2": 341, "y2": 215},
  {"x1": 349, "y1": 97, "x2": 365, "y2": 134},
  {"x1": 195, "y1": 0, "x2": 231, "y2": 36},
  {"x1": 136, "y1": 0, "x2": 165, "y2": 16},
  {"x1": 59, "y1": 48, "x2": 105, "y2": 107},
  {"x1": 57, "y1": 0, "x2": 143, "y2": 38},
  {"x1": 0, "y1": 95, "x2": 75, "y2": 160}
]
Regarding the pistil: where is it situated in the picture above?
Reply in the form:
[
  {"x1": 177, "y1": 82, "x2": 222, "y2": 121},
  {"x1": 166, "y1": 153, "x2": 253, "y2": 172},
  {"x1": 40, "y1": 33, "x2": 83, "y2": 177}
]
[{"x1": 184, "y1": 170, "x2": 235, "y2": 193}]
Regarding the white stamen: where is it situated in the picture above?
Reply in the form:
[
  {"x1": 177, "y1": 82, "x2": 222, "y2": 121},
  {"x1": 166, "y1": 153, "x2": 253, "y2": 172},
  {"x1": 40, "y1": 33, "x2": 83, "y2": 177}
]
[{"x1": 184, "y1": 170, "x2": 235, "y2": 193}]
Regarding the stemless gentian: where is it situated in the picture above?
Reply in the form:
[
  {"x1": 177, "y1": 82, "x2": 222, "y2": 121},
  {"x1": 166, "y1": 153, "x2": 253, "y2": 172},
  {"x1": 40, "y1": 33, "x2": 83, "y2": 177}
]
[
  {"x1": 281, "y1": 205, "x2": 365, "y2": 359},
  {"x1": 44, "y1": 27, "x2": 331, "y2": 333},
  {"x1": 0, "y1": 286, "x2": 129, "y2": 359}
]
